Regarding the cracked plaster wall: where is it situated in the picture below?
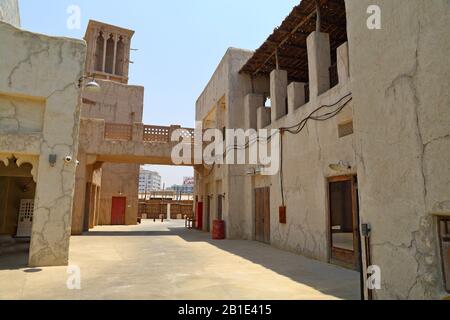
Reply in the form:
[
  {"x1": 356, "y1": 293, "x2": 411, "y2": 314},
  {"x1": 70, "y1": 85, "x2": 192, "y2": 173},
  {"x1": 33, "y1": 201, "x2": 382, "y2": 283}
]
[
  {"x1": 0, "y1": 21, "x2": 86, "y2": 266},
  {"x1": 256, "y1": 83, "x2": 355, "y2": 263},
  {"x1": 0, "y1": 0, "x2": 20, "y2": 28},
  {"x1": 346, "y1": 0, "x2": 450, "y2": 299},
  {"x1": 195, "y1": 48, "x2": 270, "y2": 239},
  {"x1": 0, "y1": 94, "x2": 44, "y2": 133},
  {"x1": 195, "y1": 43, "x2": 355, "y2": 263}
]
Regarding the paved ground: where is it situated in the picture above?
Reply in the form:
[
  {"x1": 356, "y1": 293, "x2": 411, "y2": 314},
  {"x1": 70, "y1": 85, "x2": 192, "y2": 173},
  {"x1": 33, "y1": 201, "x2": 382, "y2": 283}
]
[{"x1": 0, "y1": 220, "x2": 360, "y2": 300}]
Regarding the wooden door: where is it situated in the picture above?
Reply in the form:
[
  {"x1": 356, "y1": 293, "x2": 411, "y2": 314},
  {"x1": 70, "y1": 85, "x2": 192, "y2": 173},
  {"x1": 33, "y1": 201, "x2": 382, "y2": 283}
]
[
  {"x1": 83, "y1": 183, "x2": 92, "y2": 232},
  {"x1": 197, "y1": 202, "x2": 203, "y2": 230},
  {"x1": 111, "y1": 197, "x2": 126, "y2": 225},
  {"x1": 205, "y1": 196, "x2": 211, "y2": 232},
  {"x1": 217, "y1": 195, "x2": 223, "y2": 221},
  {"x1": 255, "y1": 187, "x2": 271, "y2": 244},
  {"x1": 328, "y1": 176, "x2": 361, "y2": 271}
]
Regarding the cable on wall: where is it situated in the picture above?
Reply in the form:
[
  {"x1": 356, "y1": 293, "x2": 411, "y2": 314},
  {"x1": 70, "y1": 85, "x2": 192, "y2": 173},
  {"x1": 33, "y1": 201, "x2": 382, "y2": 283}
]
[{"x1": 200, "y1": 93, "x2": 354, "y2": 204}]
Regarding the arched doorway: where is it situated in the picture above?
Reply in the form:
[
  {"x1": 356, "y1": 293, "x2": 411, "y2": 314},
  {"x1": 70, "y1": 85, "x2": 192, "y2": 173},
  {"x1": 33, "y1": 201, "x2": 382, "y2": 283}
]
[{"x1": 0, "y1": 156, "x2": 37, "y2": 262}]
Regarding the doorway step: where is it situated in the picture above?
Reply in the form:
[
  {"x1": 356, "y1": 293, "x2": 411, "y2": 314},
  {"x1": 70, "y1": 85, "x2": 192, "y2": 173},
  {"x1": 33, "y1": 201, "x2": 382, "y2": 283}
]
[{"x1": 0, "y1": 236, "x2": 30, "y2": 256}]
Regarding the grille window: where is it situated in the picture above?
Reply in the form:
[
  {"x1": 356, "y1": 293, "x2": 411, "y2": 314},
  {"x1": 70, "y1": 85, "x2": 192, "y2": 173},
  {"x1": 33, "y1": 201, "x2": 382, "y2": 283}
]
[{"x1": 338, "y1": 121, "x2": 354, "y2": 138}]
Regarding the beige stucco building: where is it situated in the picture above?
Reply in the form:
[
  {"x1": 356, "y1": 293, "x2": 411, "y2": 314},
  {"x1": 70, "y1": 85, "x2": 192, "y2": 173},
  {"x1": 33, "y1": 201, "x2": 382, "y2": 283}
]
[
  {"x1": 71, "y1": 20, "x2": 144, "y2": 235},
  {"x1": 0, "y1": 0, "x2": 86, "y2": 266},
  {"x1": 70, "y1": 20, "x2": 194, "y2": 235},
  {"x1": 0, "y1": 0, "x2": 19, "y2": 28},
  {"x1": 194, "y1": 0, "x2": 450, "y2": 299},
  {"x1": 1, "y1": 0, "x2": 449, "y2": 300},
  {"x1": 1, "y1": 2, "x2": 192, "y2": 266}
]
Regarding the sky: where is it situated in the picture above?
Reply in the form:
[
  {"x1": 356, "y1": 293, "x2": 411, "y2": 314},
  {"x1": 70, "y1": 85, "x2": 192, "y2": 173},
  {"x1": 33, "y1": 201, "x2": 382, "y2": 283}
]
[{"x1": 19, "y1": 0, "x2": 299, "y2": 186}]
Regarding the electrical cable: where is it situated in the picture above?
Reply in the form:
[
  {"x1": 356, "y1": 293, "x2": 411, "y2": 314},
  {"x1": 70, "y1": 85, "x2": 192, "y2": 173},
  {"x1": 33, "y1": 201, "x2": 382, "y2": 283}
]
[{"x1": 201, "y1": 93, "x2": 353, "y2": 189}]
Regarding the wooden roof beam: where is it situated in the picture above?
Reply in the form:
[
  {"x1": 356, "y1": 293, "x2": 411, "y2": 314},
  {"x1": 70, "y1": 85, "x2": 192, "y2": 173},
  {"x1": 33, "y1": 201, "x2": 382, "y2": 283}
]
[{"x1": 253, "y1": 8, "x2": 318, "y2": 76}]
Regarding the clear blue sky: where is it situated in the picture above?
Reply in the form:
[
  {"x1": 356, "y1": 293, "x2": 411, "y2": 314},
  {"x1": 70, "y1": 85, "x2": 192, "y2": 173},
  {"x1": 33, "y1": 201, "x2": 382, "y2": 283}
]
[{"x1": 19, "y1": 0, "x2": 299, "y2": 186}]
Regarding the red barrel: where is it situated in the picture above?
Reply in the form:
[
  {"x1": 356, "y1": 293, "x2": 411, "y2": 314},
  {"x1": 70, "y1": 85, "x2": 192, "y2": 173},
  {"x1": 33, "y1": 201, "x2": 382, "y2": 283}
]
[{"x1": 212, "y1": 220, "x2": 225, "y2": 240}]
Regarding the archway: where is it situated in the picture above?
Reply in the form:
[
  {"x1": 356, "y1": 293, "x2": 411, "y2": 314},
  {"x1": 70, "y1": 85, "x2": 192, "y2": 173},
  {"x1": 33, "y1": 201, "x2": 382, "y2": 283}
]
[{"x1": 0, "y1": 156, "x2": 37, "y2": 265}]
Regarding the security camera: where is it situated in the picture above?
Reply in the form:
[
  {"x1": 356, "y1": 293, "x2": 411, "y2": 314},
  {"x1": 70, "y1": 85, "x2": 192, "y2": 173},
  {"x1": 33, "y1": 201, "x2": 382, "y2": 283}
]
[
  {"x1": 64, "y1": 156, "x2": 73, "y2": 164},
  {"x1": 75, "y1": 160, "x2": 80, "y2": 166}
]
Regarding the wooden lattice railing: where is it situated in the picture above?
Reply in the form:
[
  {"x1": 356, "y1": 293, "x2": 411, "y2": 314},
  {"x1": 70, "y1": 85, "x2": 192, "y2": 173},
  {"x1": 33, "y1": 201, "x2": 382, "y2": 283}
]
[
  {"x1": 177, "y1": 128, "x2": 195, "y2": 140},
  {"x1": 104, "y1": 123, "x2": 194, "y2": 143},
  {"x1": 143, "y1": 125, "x2": 170, "y2": 143}
]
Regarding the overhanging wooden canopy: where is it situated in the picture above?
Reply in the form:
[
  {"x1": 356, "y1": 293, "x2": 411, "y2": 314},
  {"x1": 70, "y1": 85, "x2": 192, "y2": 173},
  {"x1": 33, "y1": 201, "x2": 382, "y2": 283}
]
[{"x1": 240, "y1": 0, "x2": 347, "y2": 83}]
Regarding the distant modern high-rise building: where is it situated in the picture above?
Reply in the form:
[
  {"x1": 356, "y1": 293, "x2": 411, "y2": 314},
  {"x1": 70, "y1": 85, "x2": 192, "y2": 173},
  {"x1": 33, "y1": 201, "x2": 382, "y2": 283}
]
[
  {"x1": 139, "y1": 169, "x2": 162, "y2": 194},
  {"x1": 169, "y1": 177, "x2": 194, "y2": 195}
]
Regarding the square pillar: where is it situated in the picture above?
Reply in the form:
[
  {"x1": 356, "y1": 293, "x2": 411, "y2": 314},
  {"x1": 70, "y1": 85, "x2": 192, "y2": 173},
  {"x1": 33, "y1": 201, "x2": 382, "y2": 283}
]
[
  {"x1": 71, "y1": 152, "x2": 87, "y2": 236},
  {"x1": 257, "y1": 106, "x2": 271, "y2": 129},
  {"x1": 244, "y1": 94, "x2": 264, "y2": 130},
  {"x1": 307, "y1": 31, "x2": 331, "y2": 98},
  {"x1": 337, "y1": 42, "x2": 350, "y2": 85},
  {"x1": 287, "y1": 82, "x2": 306, "y2": 114},
  {"x1": 132, "y1": 123, "x2": 144, "y2": 142},
  {"x1": 270, "y1": 69, "x2": 288, "y2": 122}
]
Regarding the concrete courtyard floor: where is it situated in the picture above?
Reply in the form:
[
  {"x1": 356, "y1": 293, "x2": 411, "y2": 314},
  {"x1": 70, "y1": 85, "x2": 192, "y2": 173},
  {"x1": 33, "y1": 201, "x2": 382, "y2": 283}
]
[{"x1": 0, "y1": 220, "x2": 360, "y2": 300}]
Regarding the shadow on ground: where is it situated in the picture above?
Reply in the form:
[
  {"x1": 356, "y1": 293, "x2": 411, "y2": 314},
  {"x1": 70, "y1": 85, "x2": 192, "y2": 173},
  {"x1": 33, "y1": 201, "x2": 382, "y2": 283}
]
[{"x1": 84, "y1": 222, "x2": 361, "y2": 300}]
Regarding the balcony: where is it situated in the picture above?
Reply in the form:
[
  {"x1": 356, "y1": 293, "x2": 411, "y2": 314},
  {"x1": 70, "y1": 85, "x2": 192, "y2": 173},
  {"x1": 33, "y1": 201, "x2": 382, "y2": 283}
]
[{"x1": 104, "y1": 123, "x2": 194, "y2": 143}]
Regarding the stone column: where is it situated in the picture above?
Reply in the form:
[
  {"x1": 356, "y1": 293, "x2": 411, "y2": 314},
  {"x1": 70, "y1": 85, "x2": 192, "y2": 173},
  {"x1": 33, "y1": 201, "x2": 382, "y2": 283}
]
[
  {"x1": 132, "y1": 123, "x2": 144, "y2": 142},
  {"x1": 167, "y1": 203, "x2": 171, "y2": 220},
  {"x1": 244, "y1": 94, "x2": 264, "y2": 130},
  {"x1": 287, "y1": 82, "x2": 306, "y2": 114},
  {"x1": 307, "y1": 31, "x2": 331, "y2": 98},
  {"x1": 88, "y1": 183, "x2": 96, "y2": 229},
  {"x1": 71, "y1": 152, "x2": 87, "y2": 236},
  {"x1": 89, "y1": 28, "x2": 99, "y2": 73},
  {"x1": 112, "y1": 33, "x2": 118, "y2": 75},
  {"x1": 29, "y1": 90, "x2": 82, "y2": 267},
  {"x1": 337, "y1": 42, "x2": 350, "y2": 85},
  {"x1": 123, "y1": 37, "x2": 130, "y2": 82},
  {"x1": 102, "y1": 33, "x2": 107, "y2": 72},
  {"x1": 270, "y1": 69, "x2": 288, "y2": 122},
  {"x1": 257, "y1": 106, "x2": 271, "y2": 129}
]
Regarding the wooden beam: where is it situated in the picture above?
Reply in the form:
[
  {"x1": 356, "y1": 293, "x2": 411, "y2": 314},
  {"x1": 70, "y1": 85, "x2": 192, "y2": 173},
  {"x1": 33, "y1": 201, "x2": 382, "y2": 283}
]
[
  {"x1": 316, "y1": 0, "x2": 321, "y2": 32},
  {"x1": 253, "y1": 8, "x2": 317, "y2": 76}
]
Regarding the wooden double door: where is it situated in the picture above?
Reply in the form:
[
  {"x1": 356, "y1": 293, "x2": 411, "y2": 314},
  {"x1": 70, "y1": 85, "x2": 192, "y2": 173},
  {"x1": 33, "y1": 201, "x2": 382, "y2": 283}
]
[{"x1": 255, "y1": 187, "x2": 271, "y2": 244}]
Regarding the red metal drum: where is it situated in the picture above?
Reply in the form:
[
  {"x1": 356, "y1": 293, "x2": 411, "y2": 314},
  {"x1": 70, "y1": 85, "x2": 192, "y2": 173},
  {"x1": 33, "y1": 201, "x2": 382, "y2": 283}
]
[{"x1": 212, "y1": 220, "x2": 225, "y2": 240}]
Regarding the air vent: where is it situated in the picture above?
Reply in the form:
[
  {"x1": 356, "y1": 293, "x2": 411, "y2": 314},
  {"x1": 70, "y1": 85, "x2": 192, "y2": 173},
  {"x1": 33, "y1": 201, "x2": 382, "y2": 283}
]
[{"x1": 338, "y1": 121, "x2": 354, "y2": 138}]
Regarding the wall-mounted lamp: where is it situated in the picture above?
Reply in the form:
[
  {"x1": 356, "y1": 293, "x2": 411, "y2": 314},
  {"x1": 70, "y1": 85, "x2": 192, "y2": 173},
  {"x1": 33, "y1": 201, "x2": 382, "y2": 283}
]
[
  {"x1": 246, "y1": 168, "x2": 256, "y2": 175},
  {"x1": 329, "y1": 161, "x2": 352, "y2": 172},
  {"x1": 246, "y1": 166, "x2": 263, "y2": 176},
  {"x1": 49, "y1": 154, "x2": 57, "y2": 167},
  {"x1": 78, "y1": 76, "x2": 101, "y2": 93}
]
